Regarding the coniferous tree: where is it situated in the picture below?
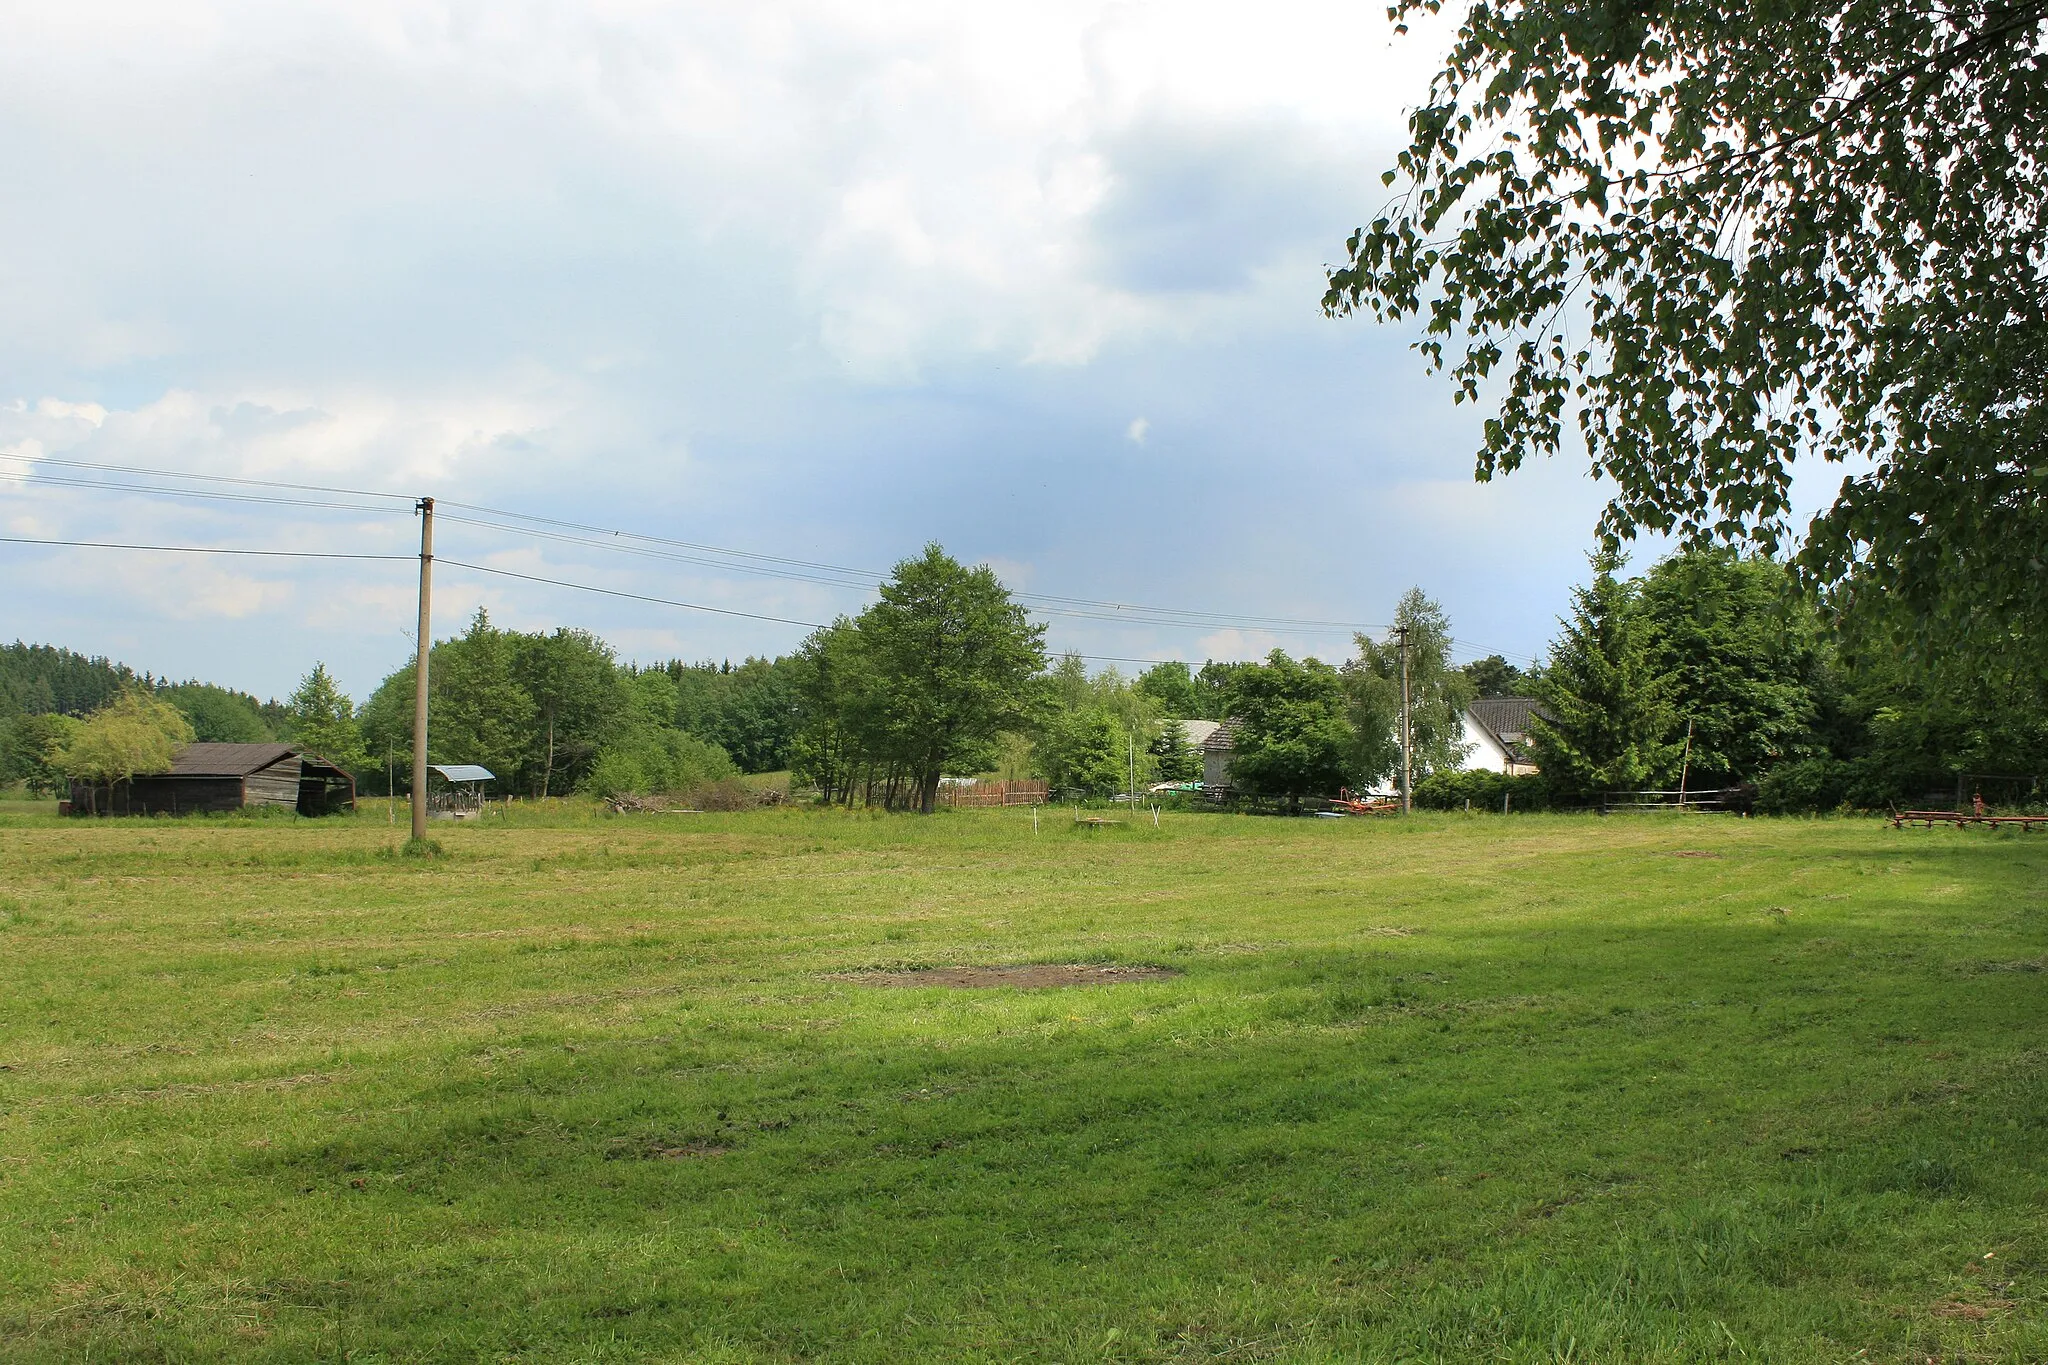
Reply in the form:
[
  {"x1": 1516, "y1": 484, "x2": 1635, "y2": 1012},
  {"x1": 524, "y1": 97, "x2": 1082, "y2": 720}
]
[
  {"x1": 286, "y1": 663, "x2": 368, "y2": 775},
  {"x1": 1148, "y1": 719, "x2": 1202, "y2": 784},
  {"x1": 1531, "y1": 557, "x2": 1682, "y2": 798}
]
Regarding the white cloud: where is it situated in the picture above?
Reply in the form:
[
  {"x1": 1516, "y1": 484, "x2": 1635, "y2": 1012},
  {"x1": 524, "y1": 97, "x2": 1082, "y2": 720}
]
[{"x1": 0, "y1": 0, "x2": 1606, "y2": 699}]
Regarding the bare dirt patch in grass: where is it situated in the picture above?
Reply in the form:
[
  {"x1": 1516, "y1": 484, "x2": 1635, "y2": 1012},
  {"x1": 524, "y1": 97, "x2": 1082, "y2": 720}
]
[
  {"x1": 840, "y1": 964, "x2": 1182, "y2": 989},
  {"x1": 1672, "y1": 850, "x2": 1723, "y2": 858}
]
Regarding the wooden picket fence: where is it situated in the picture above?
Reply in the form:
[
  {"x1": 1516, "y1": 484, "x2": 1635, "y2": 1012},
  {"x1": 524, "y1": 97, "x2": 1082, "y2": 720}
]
[{"x1": 938, "y1": 779, "x2": 1049, "y2": 808}]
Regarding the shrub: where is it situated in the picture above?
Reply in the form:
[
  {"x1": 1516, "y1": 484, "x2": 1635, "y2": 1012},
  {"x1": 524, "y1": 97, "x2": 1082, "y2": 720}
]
[
  {"x1": 1413, "y1": 769, "x2": 1550, "y2": 812},
  {"x1": 1756, "y1": 758, "x2": 1853, "y2": 814},
  {"x1": 584, "y1": 726, "x2": 736, "y2": 798}
]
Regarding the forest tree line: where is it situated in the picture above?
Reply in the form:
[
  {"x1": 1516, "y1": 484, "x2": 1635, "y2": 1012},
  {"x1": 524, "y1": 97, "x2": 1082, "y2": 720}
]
[{"x1": 5, "y1": 543, "x2": 2043, "y2": 813}]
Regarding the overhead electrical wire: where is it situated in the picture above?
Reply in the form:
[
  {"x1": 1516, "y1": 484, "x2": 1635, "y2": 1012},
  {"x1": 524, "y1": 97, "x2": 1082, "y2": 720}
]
[
  {"x1": 2, "y1": 450, "x2": 1383, "y2": 633},
  {"x1": 0, "y1": 453, "x2": 1543, "y2": 664},
  {"x1": 437, "y1": 559, "x2": 828, "y2": 630},
  {"x1": 0, "y1": 452, "x2": 418, "y2": 503},
  {"x1": 0, "y1": 534, "x2": 413, "y2": 560}
]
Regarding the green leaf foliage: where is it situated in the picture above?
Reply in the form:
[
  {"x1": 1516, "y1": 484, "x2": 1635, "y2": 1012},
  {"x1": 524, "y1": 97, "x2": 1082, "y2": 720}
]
[
  {"x1": 1325, "y1": 0, "x2": 2048, "y2": 669},
  {"x1": 160, "y1": 683, "x2": 274, "y2": 743},
  {"x1": 51, "y1": 689, "x2": 195, "y2": 811},
  {"x1": 1530, "y1": 555, "x2": 1682, "y2": 797},
  {"x1": 1345, "y1": 588, "x2": 1478, "y2": 789},
  {"x1": 285, "y1": 663, "x2": 369, "y2": 776},
  {"x1": 1414, "y1": 768, "x2": 1550, "y2": 812},
  {"x1": 849, "y1": 545, "x2": 1048, "y2": 813},
  {"x1": 1226, "y1": 651, "x2": 1354, "y2": 810},
  {"x1": 0, "y1": 712, "x2": 80, "y2": 795}
]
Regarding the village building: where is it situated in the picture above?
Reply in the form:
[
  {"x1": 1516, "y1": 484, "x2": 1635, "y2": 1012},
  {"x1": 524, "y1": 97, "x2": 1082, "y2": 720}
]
[
  {"x1": 1457, "y1": 698, "x2": 1546, "y2": 776},
  {"x1": 1198, "y1": 698, "x2": 1548, "y2": 796},
  {"x1": 67, "y1": 742, "x2": 356, "y2": 816},
  {"x1": 1200, "y1": 718, "x2": 1243, "y2": 794}
]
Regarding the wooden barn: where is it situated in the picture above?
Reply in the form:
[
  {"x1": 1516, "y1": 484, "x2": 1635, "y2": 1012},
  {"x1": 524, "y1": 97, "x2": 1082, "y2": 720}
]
[{"x1": 68, "y1": 743, "x2": 356, "y2": 816}]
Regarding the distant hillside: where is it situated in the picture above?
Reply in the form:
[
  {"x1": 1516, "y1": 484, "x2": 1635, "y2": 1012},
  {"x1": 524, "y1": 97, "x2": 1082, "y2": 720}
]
[{"x1": 0, "y1": 642, "x2": 280, "y2": 742}]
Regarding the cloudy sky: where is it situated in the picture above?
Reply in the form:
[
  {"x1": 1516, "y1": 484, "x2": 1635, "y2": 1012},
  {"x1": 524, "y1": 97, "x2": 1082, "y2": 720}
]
[{"x1": 1, "y1": 0, "x2": 1624, "y2": 702}]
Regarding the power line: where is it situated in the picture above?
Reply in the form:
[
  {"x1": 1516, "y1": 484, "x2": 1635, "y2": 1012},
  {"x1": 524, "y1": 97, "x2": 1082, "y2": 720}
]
[
  {"x1": 0, "y1": 534, "x2": 413, "y2": 560},
  {"x1": 2, "y1": 453, "x2": 1540, "y2": 664},
  {"x1": 1, "y1": 452, "x2": 417, "y2": 502},
  {"x1": 8, "y1": 459, "x2": 1390, "y2": 634},
  {"x1": 2, "y1": 468, "x2": 411, "y2": 517},
  {"x1": 0, "y1": 533, "x2": 1507, "y2": 672},
  {"x1": 437, "y1": 559, "x2": 830, "y2": 630},
  {"x1": 444, "y1": 559, "x2": 1191, "y2": 667}
]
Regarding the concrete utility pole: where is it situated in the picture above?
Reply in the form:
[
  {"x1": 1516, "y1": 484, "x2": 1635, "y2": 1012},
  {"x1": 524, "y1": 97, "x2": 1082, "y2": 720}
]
[
  {"x1": 411, "y1": 496, "x2": 435, "y2": 843},
  {"x1": 1397, "y1": 625, "x2": 1412, "y2": 814}
]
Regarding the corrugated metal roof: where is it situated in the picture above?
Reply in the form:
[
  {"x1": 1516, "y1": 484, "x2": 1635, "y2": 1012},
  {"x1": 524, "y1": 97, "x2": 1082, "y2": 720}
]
[
  {"x1": 167, "y1": 743, "x2": 301, "y2": 777},
  {"x1": 429, "y1": 763, "x2": 496, "y2": 783}
]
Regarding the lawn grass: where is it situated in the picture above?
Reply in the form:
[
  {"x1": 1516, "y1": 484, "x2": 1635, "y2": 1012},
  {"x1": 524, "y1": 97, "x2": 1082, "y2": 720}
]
[{"x1": 0, "y1": 804, "x2": 2044, "y2": 1362}]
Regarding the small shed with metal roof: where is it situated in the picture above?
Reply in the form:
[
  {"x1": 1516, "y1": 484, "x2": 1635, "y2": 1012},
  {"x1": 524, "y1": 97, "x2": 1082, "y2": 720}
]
[
  {"x1": 68, "y1": 743, "x2": 356, "y2": 816},
  {"x1": 426, "y1": 763, "x2": 496, "y2": 819}
]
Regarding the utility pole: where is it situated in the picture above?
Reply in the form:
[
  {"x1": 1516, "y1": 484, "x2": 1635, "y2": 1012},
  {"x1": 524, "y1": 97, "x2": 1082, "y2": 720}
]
[
  {"x1": 1128, "y1": 733, "x2": 1137, "y2": 810},
  {"x1": 410, "y1": 497, "x2": 434, "y2": 844},
  {"x1": 1396, "y1": 625, "x2": 1412, "y2": 814}
]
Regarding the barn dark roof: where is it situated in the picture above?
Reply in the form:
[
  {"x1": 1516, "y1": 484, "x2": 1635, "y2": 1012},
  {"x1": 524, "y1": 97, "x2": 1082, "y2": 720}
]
[
  {"x1": 167, "y1": 743, "x2": 302, "y2": 777},
  {"x1": 161, "y1": 743, "x2": 351, "y2": 779},
  {"x1": 1202, "y1": 717, "x2": 1244, "y2": 752},
  {"x1": 1467, "y1": 697, "x2": 1547, "y2": 742}
]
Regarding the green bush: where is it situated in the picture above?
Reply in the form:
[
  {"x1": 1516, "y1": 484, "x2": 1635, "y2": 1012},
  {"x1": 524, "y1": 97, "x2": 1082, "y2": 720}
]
[
  {"x1": 1413, "y1": 769, "x2": 1550, "y2": 812},
  {"x1": 584, "y1": 725, "x2": 736, "y2": 798},
  {"x1": 1756, "y1": 758, "x2": 1854, "y2": 814}
]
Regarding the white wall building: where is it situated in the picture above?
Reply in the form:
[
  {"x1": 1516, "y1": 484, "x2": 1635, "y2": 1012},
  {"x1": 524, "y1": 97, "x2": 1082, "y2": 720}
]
[{"x1": 1457, "y1": 698, "x2": 1545, "y2": 777}]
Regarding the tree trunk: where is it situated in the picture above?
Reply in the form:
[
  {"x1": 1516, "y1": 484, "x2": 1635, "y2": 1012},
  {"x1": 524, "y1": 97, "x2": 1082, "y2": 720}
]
[
  {"x1": 919, "y1": 770, "x2": 940, "y2": 815},
  {"x1": 542, "y1": 716, "x2": 555, "y2": 799}
]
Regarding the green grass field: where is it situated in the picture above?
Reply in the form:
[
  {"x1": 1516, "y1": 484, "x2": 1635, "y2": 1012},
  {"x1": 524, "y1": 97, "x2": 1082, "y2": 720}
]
[{"x1": 1, "y1": 804, "x2": 2044, "y2": 1363}]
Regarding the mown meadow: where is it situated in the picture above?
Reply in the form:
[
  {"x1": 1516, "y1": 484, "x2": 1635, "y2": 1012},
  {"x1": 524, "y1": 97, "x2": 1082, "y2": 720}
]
[{"x1": 0, "y1": 803, "x2": 2043, "y2": 1362}]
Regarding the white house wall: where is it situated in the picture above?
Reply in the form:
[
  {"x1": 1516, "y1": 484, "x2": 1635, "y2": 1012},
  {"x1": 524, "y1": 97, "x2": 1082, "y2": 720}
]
[{"x1": 1456, "y1": 714, "x2": 1513, "y2": 774}]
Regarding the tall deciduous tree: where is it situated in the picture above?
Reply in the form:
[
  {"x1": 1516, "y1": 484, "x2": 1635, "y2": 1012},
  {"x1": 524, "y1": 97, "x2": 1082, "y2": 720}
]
[
  {"x1": 431, "y1": 609, "x2": 536, "y2": 785},
  {"x1": 1227, "y1": 651, "x2": 1354, "y2": 811},
  {"x1": 1, "y1": 712, "x2": 79, "y2": 795},
  {"x1": 161, "y1": 683, "x2": 273, "y2": 743},
  {"x1": 1345, "y1": 588, "x2": 1477, "y2": 788},
  {"x1": 1324, "y1": 0, "x2": 2048, "y2": 665},
  {"x1": 1531, "y1": 557, "x2": 1681, "y2": 796},
  {"x1": 858, "y1": 545, "x2": 1046, "y2": 814},
  {"x1": 788, "y1": 619, "x2": 870, "y2": 806},
  {"x1": 1633, "y1": 551, "x2": 1832, "y2": 787},
  {"x1": 514, "y1": 629, "x2": 625, "y2": 796}
]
